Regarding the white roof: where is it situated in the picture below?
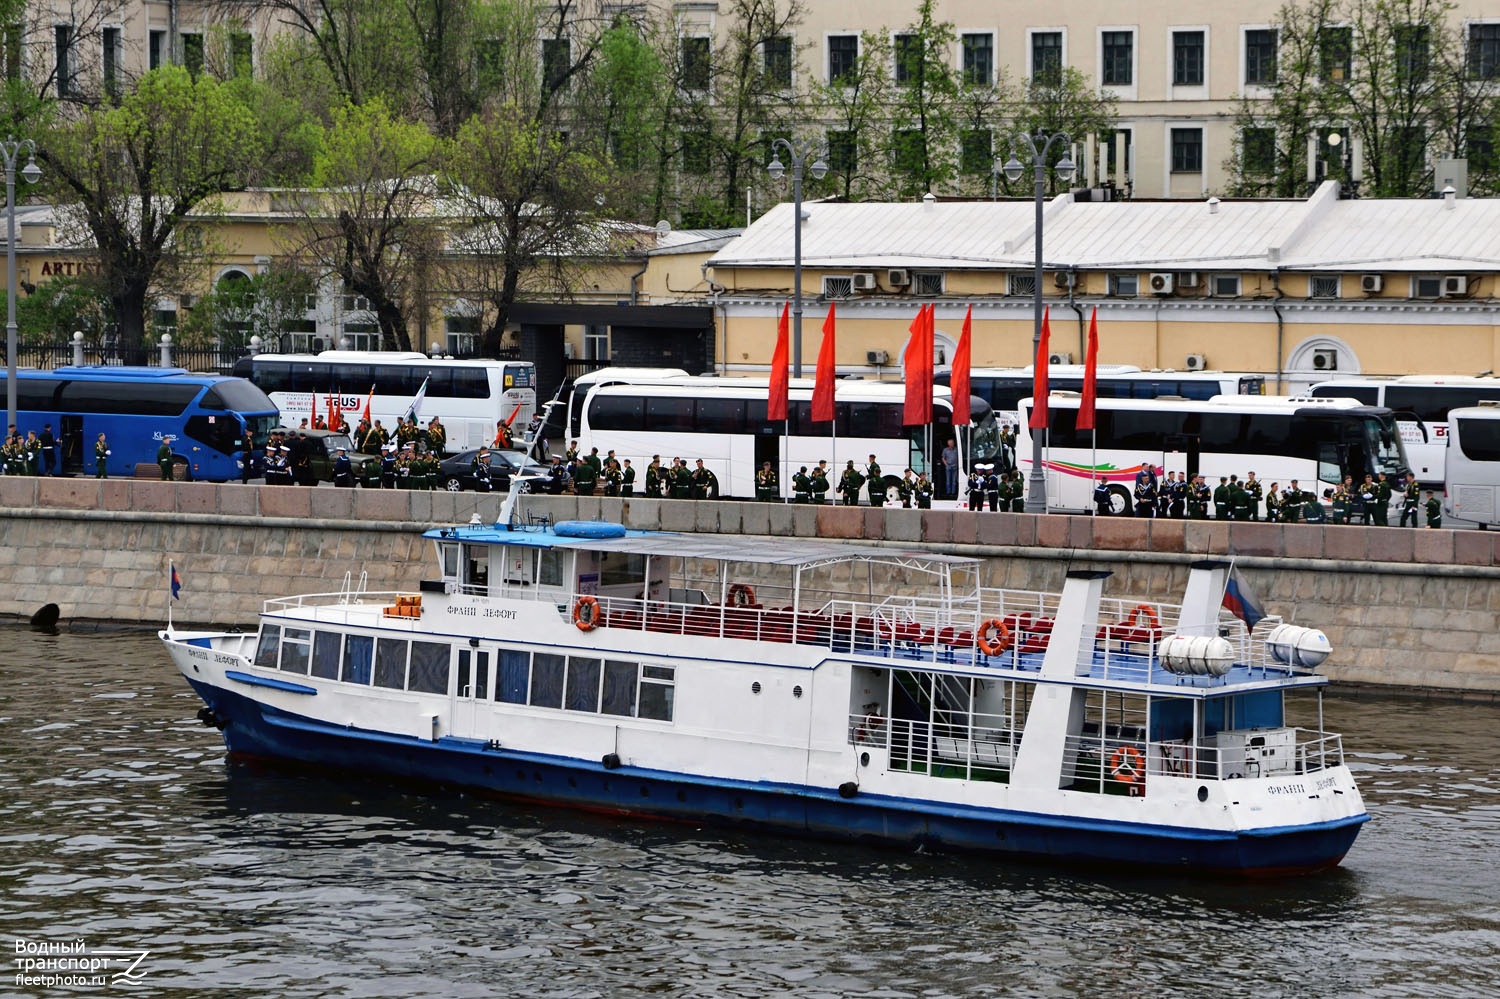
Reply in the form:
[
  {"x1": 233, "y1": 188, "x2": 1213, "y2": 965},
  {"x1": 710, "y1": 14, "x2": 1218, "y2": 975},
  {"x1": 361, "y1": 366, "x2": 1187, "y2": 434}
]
[{"x1": 1277, "y1": 196, "x2": 1500, "y2": 271}]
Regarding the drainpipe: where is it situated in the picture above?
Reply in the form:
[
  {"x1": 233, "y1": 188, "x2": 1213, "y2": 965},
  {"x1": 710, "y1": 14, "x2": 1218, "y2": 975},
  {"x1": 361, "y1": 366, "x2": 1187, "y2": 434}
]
[
  {"x1": 1271, "y1": 268, "x2": 1285, "y2": 394},
  {"x1": 628, "y1": 256, "x2": 649, "y2": 305},
  {"x1": 1066, "y1": 266, "x2": 1085, "y2": 357}
]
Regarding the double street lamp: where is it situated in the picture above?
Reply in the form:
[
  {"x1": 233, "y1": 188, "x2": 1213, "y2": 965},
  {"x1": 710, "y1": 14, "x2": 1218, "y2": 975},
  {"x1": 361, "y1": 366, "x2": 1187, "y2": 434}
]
[
  {"x1": 4, "y1": 137, "x2": 40, "y2": 436},
  {"x1": 766, "y1": 139, "x2": 827, "y2": 378},
  {"x1": 1002, "y1": 131, "x2": 1075, "y2": 515}
]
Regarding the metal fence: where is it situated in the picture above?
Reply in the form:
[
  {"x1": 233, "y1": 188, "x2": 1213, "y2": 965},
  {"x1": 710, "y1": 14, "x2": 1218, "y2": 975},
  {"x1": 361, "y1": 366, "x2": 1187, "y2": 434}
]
[{"x1": 15, "y1": 339, "x2": 247, "y2": 375}]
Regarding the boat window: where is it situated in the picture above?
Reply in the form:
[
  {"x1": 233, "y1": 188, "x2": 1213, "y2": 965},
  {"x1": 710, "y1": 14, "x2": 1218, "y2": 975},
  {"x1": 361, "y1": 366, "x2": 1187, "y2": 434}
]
[
  {"x1": 342, "y1": 634, "x2": 374, "y2": 685},
  {"x1": 311, "y1": 632, "x2": 342, "y2": 679},
  {"x1": 538, "y1": 549, "x2": 566, "y2": 587},
  {"x1": 601, "y1": 661, "x2": 637, "y2": 716},
  {"x1": 566, "y1": 657, "x2": 602, "y2": 712},
  {"x1": 463, "y1": 546, "x2": 489, "y2": 593},
  {"x1": 472, "y1": 651, "x2": 490, "y2": 699},
  {"x1": 639, "y1": 664, "x2": 675, "y2": 722},
  {"x1": 502, "y1": 546, "x2": 533, "y2": 584},
  {"x1": 281, "y1": 628, "x2": 312, "y2": 675},
  {"x1": 600, "y1": 553, "x2": 646, "y2": 588},
  {"x1": 254, "y1": 626, "x2": 281, "y2": 668},
  {"x1": 374, "y1": 638, "x2": 409, "y2": 689},
  {"x1": 497, "y1": 650, "x2": 530, "y2": 703},
  {"x1": 407, "y1": 641, "x2": 450, "y2": 694},
  {"x1": 440, "y1": 543, "x2": 459, "y2": 579},
  {"x1": 530, "y1": 652, "x2": 565, "y2": 708}
]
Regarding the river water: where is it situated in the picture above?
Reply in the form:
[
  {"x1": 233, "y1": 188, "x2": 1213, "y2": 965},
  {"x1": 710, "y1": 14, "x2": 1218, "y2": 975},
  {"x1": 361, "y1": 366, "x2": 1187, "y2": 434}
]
[{"x1": 2, "y1": 628, "x2": 1498, "y2": 998}]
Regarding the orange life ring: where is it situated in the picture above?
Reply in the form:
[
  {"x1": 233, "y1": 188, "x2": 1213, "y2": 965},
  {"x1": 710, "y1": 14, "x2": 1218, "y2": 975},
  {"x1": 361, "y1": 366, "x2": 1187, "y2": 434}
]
[
  {"x1": 573, "y1": 595, "x2": 600, "y2": 632},
  {"x1": 1126, "y1": 603, "x2": 1161, "y2": 630},
  {"x1": 727, "y1": 583, "x2": 756, "y2": 607},
  {"x1": 976, "y1": 618, "x2": 1012, "y2": 656},
  {"x1": 854, "y1": 712, "x2": 885, "y2": 743},
  {"x1": 1109, "y1": 745, "x2": 1144, "y2": 784}
]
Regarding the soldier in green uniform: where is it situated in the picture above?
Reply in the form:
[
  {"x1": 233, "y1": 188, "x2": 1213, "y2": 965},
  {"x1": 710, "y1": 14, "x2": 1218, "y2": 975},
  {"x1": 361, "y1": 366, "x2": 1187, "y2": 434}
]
[
  {"x1": 584, "y1": 447, "x2": 603, "y2": 475},
  {"x1": 914, "y1": 472, "x2": 933, "y2": 509},
  {"x1": 573, "y1": 455, "x2": 598, "y2": 495},
  {"x1": 897, "y1": 469, "x2": 915, "y2": 507},
  {"x1": 361, "y1": 449, "x2": 384, "y2": 488},
  {"x1": 645, "y1": 455, "x2": 662, "y2": 498},
  {"x1": 1399, "y1": 472, "x2": 1420, "y2": 527},
  {"x1": 791, "y1": 466, "x2": 812, "y2": 503},
  {"x1": 1330, "y1": 482, "x2": 1349, "y2": 524},
  {"x1": 621, "y1": 459, "x2": 636, "y2": 496},
  {"x1": 1212, "y1": 476, "x2": 1230, "y2": 520},
  {"x1": 671, "y1": 458, "x2": 693, "y2": 499},
  {"x1": 865, "y1": 455, "x2": 884, "y2": 507},
  {"x1": 425, "y1": 417, "x2": 447, "y2": 455},
  {"x1": 1229, "y1": 475, "x2": 1250, "y2": 520},
  {"x1": 602, "y1": 458, "x2": 623, "y2": 496},
  {"x1": 565, "y1": 440, "x2": 580, "y2": 462},
  {"x1": 810, "y1": 462, "x2": 830, "y2": 504},
  {"x1": 838, "y1": 461, "x2": 864, "y2": 506},
  {"x1": 1188, "y1": 474, "x2": 1210, "y2": 519},
  {"x1": 157, "y1": 439, "x2": 174, "y2": 480},
  {"x1": 691, "y1": 459, "x2": 718, "y2": 499},
  {"x1": 1425, "y1": 490, "x2": 1442, "y2": 528},
  {"x1": 22, "y1": 431, "x2": 38, "y2": 475},
  {"x1": 1373, "y1": 472, "x2": 1392, "y2": 527},
  {"x1": 1244, "y1": 471, "x2": 1264, "y2": 520},
  {"x1": 395, "y1": 417, "x2": 419, "y2": 450},
  {"x1": 1281, "y1": 481, "x2": 1303, "y2": 523},
  {"x1": 756, "y1": 461, "x2": 779, "y2": 501}
]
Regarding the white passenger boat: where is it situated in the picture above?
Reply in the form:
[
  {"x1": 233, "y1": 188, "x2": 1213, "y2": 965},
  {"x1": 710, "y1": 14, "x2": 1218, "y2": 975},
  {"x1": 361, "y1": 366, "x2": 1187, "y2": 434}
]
[{"x1": 161, "y1": 515, "x2": 1367, "y2": 876}]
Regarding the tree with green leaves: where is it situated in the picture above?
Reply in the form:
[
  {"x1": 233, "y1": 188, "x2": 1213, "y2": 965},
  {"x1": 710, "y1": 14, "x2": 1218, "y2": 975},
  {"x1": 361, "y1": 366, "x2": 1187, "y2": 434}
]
[
  {"x1": 175, "y1": 263, "x2": 317, "y2": 350},
  {"x1": 807, "y1": 31, "x2": 892, "y2": 201},
  {"x1": 886, "y1": 0, "x2": 959, "y2": 198},
  {"x1": 581, "y1": 16, "x2": 675, "y2": 221},
  {"x1": 39, "y1": 66, "x2": 267, "y2": 351},
  {"x1": 1006, "y1": 67, "x2": 1117, "y2": 195},
  {"x1": 287, "y1": 98, "x2": 440, "y2": 353}
]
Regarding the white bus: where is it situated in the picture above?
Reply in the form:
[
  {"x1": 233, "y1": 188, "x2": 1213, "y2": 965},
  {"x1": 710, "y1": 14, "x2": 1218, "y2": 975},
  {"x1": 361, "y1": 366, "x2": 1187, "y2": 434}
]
[
  {"x1": 233, "y1": 351, "x2": 537, "y2": 453},
  {"x1": 578, "y1": 375, "x2": 1001, "y2": 499},
  {"x1": 564, "y1": 366, "x2": 691, "y2": 441},
  {"x1": 1015, "y1": 393, "x2": 1409, "y2": 514},
  {"x1": 939, "y1": 365, "x2": 1266, "y2": 426},
  {"x1": 1310, "y1": 375, "x2": 1500, "y2": 486},
  {"x1": 1443, "y1": 404, "x2": 1500, "y2": 529}
]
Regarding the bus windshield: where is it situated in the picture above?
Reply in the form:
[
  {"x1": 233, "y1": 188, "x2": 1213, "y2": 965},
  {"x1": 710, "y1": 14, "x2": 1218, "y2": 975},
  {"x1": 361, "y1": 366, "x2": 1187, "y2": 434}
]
[
  {"x1": 1366, "y1": 413, "x2": 1407, "y2": 476},
  {"x1": 969, "y1": 398, "x2": 999, "y2": 463}
]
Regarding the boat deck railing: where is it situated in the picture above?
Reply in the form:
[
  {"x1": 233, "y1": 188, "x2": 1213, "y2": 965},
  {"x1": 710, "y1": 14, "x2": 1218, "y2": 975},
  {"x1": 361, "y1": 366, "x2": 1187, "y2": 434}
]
[
  {"x1": 851, "y1": 714, "x2": 1344, "y2": 791},
  {"x1": 264, "y1": 591, "x2": 435, "y2": 630}
]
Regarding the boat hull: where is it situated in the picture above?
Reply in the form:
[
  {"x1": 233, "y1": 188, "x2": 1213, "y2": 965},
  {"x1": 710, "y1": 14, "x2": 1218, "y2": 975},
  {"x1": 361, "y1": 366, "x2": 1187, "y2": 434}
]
[{"x1": 189, "y1": 677, "x2": 1365, "y2": 877}]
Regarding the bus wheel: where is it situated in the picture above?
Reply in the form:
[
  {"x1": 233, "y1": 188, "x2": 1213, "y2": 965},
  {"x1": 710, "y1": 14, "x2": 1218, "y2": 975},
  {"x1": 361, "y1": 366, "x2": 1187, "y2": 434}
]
[
  {"x1": 443, "y1": 477, "x2": 463, "y2": 492},
  {"x1": 1107, "y1": 485, "x2": 1132, "y2": 515}
]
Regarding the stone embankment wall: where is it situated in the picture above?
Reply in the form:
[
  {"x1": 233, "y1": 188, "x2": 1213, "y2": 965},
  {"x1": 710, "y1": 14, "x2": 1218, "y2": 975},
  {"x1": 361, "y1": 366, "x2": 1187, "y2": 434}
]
[{"x1": 0, "y1": 476, "x2": 1496, "y2": 697}]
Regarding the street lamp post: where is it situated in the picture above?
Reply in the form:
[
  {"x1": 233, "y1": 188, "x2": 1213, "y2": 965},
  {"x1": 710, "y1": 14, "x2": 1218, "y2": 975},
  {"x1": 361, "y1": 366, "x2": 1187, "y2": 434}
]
[
  {"x1": 3, "y1": 137, "x2": 39, "y2": 437},
  {"x1": 766, "y1": 139, "x2": 827, "y2": 377},
  {"x1": 1003, "y1": 132, "x2": 1075, "y2": 515}
]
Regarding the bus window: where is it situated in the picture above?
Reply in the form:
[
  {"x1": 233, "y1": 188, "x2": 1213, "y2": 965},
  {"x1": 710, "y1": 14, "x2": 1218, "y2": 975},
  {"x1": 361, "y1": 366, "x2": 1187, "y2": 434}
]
[
  {"x1": 1113, "y1": 408, "x2": 1189, "y2": 448},
  {"x1": 59, "y1": 380, "x2": 199, "y2": 416},
  {"x1": 185, "y1": 415, "x2": 243, "y2": 455},
  {"x1": 645, "y1": 396, "x2": 693, "y2": 433},
  {"x1": 1456, "y1": 415, "x2": 1500, "y2": 462},
  {"x1": 589, "y1": 393, "x2": 644, "y2": 432},
  {"x1": 452, "y1": 368, "x2": 489, "y2": 399},
  {"x1": 696, "y1": 396, "x2": 746, "y2": 434}
]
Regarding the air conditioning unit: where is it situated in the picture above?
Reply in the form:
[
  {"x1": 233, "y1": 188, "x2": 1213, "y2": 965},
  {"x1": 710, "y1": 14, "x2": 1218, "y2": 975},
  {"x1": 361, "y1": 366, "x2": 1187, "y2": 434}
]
[
  {"x1": 1312, "y1": 348, "x2": 1338, "y2": 371},
  {"x1": 1054, "y1": 271, "x2": 1077, "y2": 289},
  {"x1": 1443, "y1": 275, "x2": 1469, "y2": 296},
  {"x1": 851, "y1": 271, "x2": 878, "y2": 291},
  {"x1": 1149, "y1": 272, "x2": 1174, "y2": 295},
  {"x1": 866, "y1": 349, "x2": 889, "y2": 365},
  {"x1": 180, "y1": 293, "x2": 198, "y2": 308},
  {"x1": 1184, "y1": 353, "x2": 1207, "y2": 371},
  {"x1": 887, "y1": 268, "x2": 910, "y2": 287},
  {"x1": 1047, "y1": 351, "x2": 1072, "y2": 365},
  {"x1": 1360, "y1": 274, "x2": 1383, "y2": 293},
  {"x1": 1177, "y1": 272, "x2": 1201, "y2": 289}
]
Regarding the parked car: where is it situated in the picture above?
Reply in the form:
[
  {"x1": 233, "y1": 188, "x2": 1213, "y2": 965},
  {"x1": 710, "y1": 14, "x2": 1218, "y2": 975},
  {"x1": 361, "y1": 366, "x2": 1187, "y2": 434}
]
[{"x1": 438, "y1": 448, "x2": 554, "y2": 492}]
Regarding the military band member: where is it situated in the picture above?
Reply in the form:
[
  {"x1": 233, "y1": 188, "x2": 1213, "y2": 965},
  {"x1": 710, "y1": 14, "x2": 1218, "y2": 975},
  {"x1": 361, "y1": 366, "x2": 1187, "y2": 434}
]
[
  {"x1": 913, "y1": 472, "x2": 933, "y2": 509},
  {"x1": 645, "y1": 455, "x2": 662, "y2": 498},
  {"x1": 1400, "y1": 472, "x2": 1420, "y2": 528},
  {"x1": 756, "y1": 461, "x2": 779, "y2": 502},
  {"x1": 810, "y1": 462, "x2": 830, "y2": 504},
  {"x1": 1425, "y1": 490, "x2": 1442, "y2": 528},
  {"x1": 472, "y1": 448, "x2": 494, "y2": 492},
  {"x1": 94, "y1": 433, "x2": 110, "y2": 478},
  {"x1": 621, "y1": 459, "x2": 635, "y2": 496},
  {"x1": 865, "y1": 455, "x2": 884, "y2": 507},
  {"x1": 792, "y1": 466, "x2": 812, "y2": 503},
  {"x1": 838, "y1": 461, "x2": 864, "y2": 506},
  {"x1": 333, "y1": 446, "x2": 354, "y2": 487},
  {"x1": 157, "y1": 439, "x2": 174, "y2": 481}
]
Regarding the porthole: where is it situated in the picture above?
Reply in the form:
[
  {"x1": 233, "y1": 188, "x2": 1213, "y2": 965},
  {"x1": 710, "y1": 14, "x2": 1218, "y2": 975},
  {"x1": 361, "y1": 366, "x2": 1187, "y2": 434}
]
[
  {"x1": 752, "y1": 681, "x2": 762, "y2": 694},
  {"x1": 792, "y1": 685, "x2": 803, "y2": 699}
]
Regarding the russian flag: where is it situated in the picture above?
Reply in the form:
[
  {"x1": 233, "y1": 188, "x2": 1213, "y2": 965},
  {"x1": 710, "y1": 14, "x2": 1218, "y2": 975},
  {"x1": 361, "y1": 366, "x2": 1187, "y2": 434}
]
[
  {"x1": 170, "y1": 563, "x2": 182, "y2": 601},
  {"x1": 1221, "y1": 568, "x2": 1264, "y2": 628}
]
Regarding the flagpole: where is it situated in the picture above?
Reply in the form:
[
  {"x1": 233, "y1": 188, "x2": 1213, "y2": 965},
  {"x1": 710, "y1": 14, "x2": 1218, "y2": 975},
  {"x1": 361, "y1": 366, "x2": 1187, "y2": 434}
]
[{"x1": 167, "y1": 560, "x2": 173, "y2": 630}]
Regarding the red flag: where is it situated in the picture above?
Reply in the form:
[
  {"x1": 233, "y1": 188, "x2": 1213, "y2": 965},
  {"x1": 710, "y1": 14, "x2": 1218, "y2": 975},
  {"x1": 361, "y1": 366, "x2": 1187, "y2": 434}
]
[
  {"x1": 812, "y1": 303, "x2": 837, "y2": 423},
  {"x1": 951, "y1": 304, "x2": 972, "y2": 427},
  {"x1": 361, "y1": 384, "x2": 374, "y2": 424},
  {"x1": 1077, "y1": 307, "x2": 1099, "y2": 432},
  {"x1": 330, "y1": 393, "x2": 342, "y2": 432},
  {"x1": 504, "y1": 403, "x2": 523, "y2": 426},
  {"x1": 768, "y1": 302, "x2": 790, "y2": 422},
  {"x1": 1029, "y1": 307, "x2": 1052, "y2": 431},
  {"x1": 903, "y1": 304, "x2": 934, "y2": 426}
]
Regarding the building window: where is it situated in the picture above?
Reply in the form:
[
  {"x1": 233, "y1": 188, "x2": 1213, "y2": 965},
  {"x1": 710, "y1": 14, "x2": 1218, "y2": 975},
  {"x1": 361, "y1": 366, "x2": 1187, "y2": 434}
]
[
  {"x1": 1108, "y1": 274, "x2": 1138, "y2": 297},
  {"x1": 1469, "y1": 23, "x2": 1500, "y2": 79},
  {"x1": 913, "y1": 272, "x2": 944, "y2": 295},
  {"x1": 959, "y1": 129, "x2": 992, "y2": 174},
  {"x1": 446, "y1": 315, "x2": 478, "y2": 356},
  {"x1": 892, "y1": 129, "x2": 924, "y2": 174},
  {"x1": 148, "y1": 30, "x2": 166, "y2": 71},
  {"x1": 1468, "y1": 133, "x2": 1496, "y2": 172},
  {"x1": 102, "y1": 27, "x2": 120, "y2": 97},
  {"x1": 542, "y1": 37, "x2": 570, "y2": 91},
  {"x1": 1100, "y1": 127, "x2": 1132, "y2": 181},
  {"x1": 1414, "y1": 276, "x2": 1442, "y2": 298},
  {"x1": 827, "y1": 129, "x2": 856, "y2": 174},
  {"x1": 1319, "y1": 26, "x2": 1351, "y2": 82},
  {"x1": 1393, "y1": 124, "x2": 1426, "y2": 183},
  {"x1": 1008, "y1": 274, "x2": 1036, "y2": 297},
  {"x1": 54, "y1": 24, "x2": 73, "y2": 97},
  {"x1": 823, "y1": 276, "x2": 853, "y2": 299},
  {"x1": 764, "y1": 35, "x2": 791, "y2": 89},
  {"x1": 1245, "y1": 29, "x2": 1277, "y2": 85},
  {"x1": 828, "y1": 34, "x2": 857, "y2": 85},
  {"x1": 1031, "y1": 32, "x2": 1062, "y2": 83},
  {"x1": 583, "y1": 324, "x2": 609, "y2": 360},
  {"x1": 1101, "y1": 30, "x2": 1132, "y2": 86},
  {"x1": 1171, "y1": 128, "x2": 1203, "y2": 172},
  {"x1": 1242, "y1": 126, "x2": 1276, "y2": 176},
  {"x1": 1173, "y1": 31, "x2": 1204, "y2": 86},
  {"x1": 1310, "y1": 275, "x2": 1340, "y2": 299},
  {"x1": 894, "y1": 33, "x2": 922, "y2": 86},
  {"x1": 231, "y1": 32, "x2": 253, "y2": 77},
  {"x1": 181, "y1": 32, "x2": 204, "y2": 76},
  {"x1": 962, "y1": 33, "x2": 993, "y2": 86},
  {"x1": 1213, "y1": 275, "x2": 1241, "y2": 297},
  {"x1": 1396, "y1": 25, "x2": 1429, "y2": 82},
  {"x1": 681, "y1": 36, "x2": 710, "y2": 90},
  {"x1": 682, "y1": 129, "x2": 712, "y2": 174}
]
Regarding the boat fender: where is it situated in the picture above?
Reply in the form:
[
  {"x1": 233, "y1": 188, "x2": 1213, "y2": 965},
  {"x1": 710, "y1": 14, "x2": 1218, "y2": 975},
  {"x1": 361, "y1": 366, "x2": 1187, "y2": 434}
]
[
  {"x1": 976, "y1": 618, "x2": 1012, "y2": 656},
  {"x1": 727, "y1": 583, "x2": 756, "y2": 607},
  {"x1": 573, "y1": 595, "x2": 601, "y2": 631},
  {"x1": 602, "y1": 753, "x2": 622, "y2": 770},
  {"x1": 1109, "y1": 745, "x2": 1144, "y2": 784},
  {"x1": 838, "y1": 781, "x2": 859, "y2": 799},
  {"x1": 554, "y1": 520, "x2": 628, "y2": 539},
  {"x1": 29, "y1": 603, "x2": 60, "y2": 633}
]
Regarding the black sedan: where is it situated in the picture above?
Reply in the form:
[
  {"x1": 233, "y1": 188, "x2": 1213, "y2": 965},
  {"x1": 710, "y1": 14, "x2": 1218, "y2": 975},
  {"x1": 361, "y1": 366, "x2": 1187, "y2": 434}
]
[{"x1": 438, "y1": 449, "x2": 554, "y2": 492}]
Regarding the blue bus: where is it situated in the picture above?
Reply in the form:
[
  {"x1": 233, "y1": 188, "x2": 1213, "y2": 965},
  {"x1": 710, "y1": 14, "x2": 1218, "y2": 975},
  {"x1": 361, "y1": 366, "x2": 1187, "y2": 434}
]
[{"x1": 12, "y1": 366, "x2": 280, "y2": 480}]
